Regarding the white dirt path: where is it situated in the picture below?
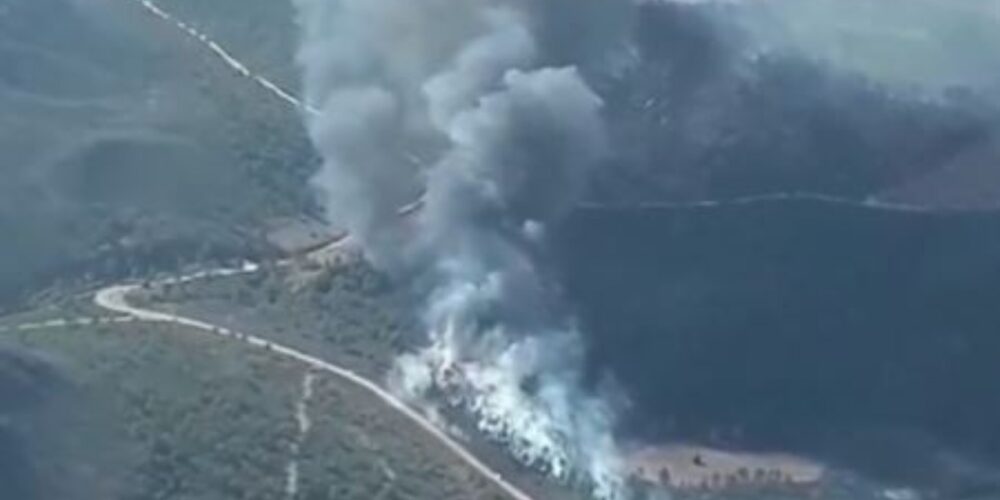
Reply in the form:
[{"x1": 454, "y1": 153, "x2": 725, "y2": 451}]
[
  {"x1": 134, "y1": 0, "x2": 318, "y2": 115},
  {"x1": 94, "y1": 270, "x2": 535, "y2": 500},
  {"x1": 285, "y1": 371, "x2": 316, "y2": 499}
]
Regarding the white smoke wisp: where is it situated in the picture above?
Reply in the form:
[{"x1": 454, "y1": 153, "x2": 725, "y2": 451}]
[{"x1": 293, "y1": 1, "x2": 632, "y2": 497}]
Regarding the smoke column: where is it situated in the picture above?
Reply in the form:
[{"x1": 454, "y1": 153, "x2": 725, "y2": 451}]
[{"x1": 292, "y1": 0, "x2": 633, "y2": 497}]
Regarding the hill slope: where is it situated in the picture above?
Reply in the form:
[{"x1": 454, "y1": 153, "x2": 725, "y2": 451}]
[{"x1": 0, "y1": 0, "x2": 316, "y2": 307}]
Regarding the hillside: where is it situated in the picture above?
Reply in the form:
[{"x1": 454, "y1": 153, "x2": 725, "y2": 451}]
[
  {"x1": 555, "y1": 200, "x2": 1000, "y2": 497},
  {"x1": 85, "y1": 0, "x2": 1000, "y2": 213},
  {"x1": 0, "y1": 293, "x2": 517, "y2": 500},
  {"x1": 592, "y1": 2, "x2": 1000, "y2": 206},
  {"x1": 1, "y1": 1, "x2": 998, "y2": 499},
  {"x1": 0, "y1": 0, "x2": 316, "y2": 307}
]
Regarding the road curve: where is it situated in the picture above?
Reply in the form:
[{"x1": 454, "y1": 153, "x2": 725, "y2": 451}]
[{"x1": 94, "y1": 272, "x2": 534, "y2": 500}]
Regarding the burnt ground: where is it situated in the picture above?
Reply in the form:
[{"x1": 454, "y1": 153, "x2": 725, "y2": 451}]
[{"x1": 555, "y1": 199, "x2": 1000, "y2": 496}]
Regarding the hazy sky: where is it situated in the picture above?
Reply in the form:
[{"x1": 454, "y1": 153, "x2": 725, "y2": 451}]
[{"x1": 724, "y1": 0, "x2": 1000, "y2": 92}]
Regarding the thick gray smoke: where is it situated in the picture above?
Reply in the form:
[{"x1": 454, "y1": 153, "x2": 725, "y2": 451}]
[
  {"x1": 656, "y1": 0, "x2": 1000, "y2": 94},
  {"x1": 734, "y1": 0, "x2": 1000, "y2": 93},
  {"x1": 293, "y1": 0, "x2": 632, "y2": 497}
]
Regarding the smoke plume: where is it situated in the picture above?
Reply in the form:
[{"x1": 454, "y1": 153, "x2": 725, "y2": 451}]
[{"x1": 293, "y1": 0, "x2": 633, "y2": 496}]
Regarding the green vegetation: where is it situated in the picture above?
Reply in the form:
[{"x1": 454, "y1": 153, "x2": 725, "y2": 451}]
[
  {"x1": 137, "y1": 261, "x2": 411, "y2": 380},
  {"x1": 0, "y1": 0, "x2": 318, "y2": 308},
  {"x1": 134, "y1": 262, "x2": 590, "y2": 500},
  {"x1": 301, "y1": 376, "x2": 508, "y2": 500},
  {"x1": 157, "y1": 0, "x2": 300, "y2": 91},
  {"x1": 2, "y1": 319, "x2": 300, "y2": 499},
  {"x1": 0, "y1": 294, "x2": 517, "y2": 499}
]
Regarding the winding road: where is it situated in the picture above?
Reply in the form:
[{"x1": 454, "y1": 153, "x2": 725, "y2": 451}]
[
  {"x1": 93, "y1": 268, "x2": 535, "y2": 500},
  {"x1": 102, "y1": 5, "x2": 529, "y2": 497}
]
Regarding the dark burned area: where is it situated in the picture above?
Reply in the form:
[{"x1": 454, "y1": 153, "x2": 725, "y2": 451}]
[
  {"x1": 557, "y1": 200, "x2": 1000, "y2": 492},
  {"x1": 2, "y1": 0, "x2": 1000, "y2": 498}
]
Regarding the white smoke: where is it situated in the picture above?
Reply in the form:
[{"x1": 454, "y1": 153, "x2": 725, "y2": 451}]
[
  {"x1": 652, "y1": 0, "x2": 1000, "y2": 93},
  {"x1": 293, "y1": 0, "x2": 632, "y2": 497}
]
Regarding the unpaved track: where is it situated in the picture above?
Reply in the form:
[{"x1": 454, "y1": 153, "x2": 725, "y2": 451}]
[
  {"x1": 579, "y1": 190, "x2": 1000, "y2": 214},
  {"x1": 94, "y1": 271, "x2": 535, "y2": 500},
  {"x1": 85, "y1": 9, "x2": 530, "y2": 494},
  {"x1": 134, "y1": 0, "x2": 318, "y2": 115},
  {"x1": 285, "y1": 371, "x2": 315, "y2": 499},
  {"x1": 0, "y1": 315, "x2": 134, "y2": 333}
]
